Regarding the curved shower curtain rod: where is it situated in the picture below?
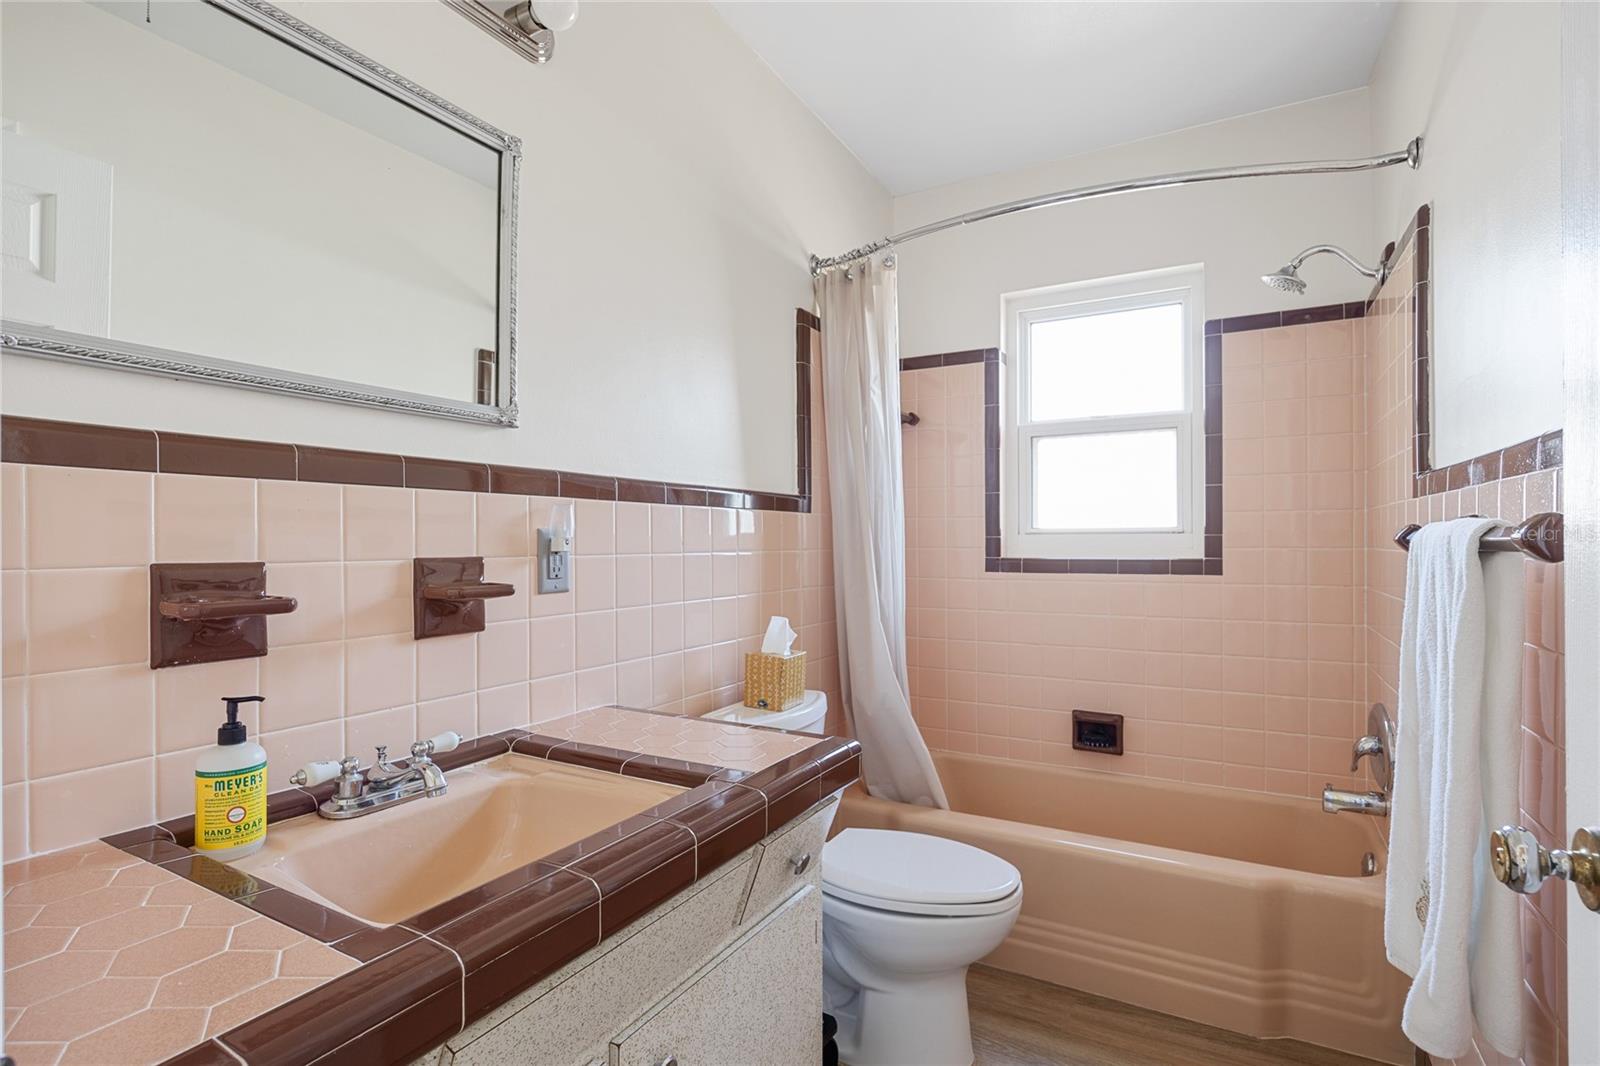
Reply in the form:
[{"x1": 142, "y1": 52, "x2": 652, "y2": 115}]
[{"x1": 808, "y1": 136, "x2": 1423, "y2": 276}]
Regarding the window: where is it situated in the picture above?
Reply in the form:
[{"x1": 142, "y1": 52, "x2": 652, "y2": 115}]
[{"x1": 1003, "y1": 266, "x2": 1205, "y2": 559}]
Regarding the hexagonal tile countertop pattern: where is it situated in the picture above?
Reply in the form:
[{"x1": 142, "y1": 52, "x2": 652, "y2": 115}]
[
  {"x1": 534, "y1": 705, "x2": 821, "y2": 770},
  {"x1": 4, "y1": 840, "x2": 359, "y2": 1066}
]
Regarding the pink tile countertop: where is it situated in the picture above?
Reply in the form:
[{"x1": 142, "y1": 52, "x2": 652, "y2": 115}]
[
  {"x1": 3, "y1": 841, "x2": 358, "y2": 1065},
  {"x1": 2, "y1": 707, "x2": 846, "y2": 1066}
]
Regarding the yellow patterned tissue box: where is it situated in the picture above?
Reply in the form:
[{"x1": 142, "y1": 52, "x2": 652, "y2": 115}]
[{"x1": 744, "y1": 651, "x2": 806, "y2": 710}]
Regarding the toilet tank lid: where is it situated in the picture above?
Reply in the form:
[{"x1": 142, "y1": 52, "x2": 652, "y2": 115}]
[
  {"x1": 706, "y1": 690, "x2": 826, "y2": 729},
  {"x1": 822, "y1": 828, "x2": 1021, "y2": 907}
]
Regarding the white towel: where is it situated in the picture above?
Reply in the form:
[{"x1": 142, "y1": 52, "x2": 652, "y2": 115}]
[{"x1": 1384, "y1": 517, "x2": 1524, "y2": 1059}]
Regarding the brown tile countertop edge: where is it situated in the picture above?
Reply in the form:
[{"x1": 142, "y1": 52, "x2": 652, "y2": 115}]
[{"x1": 100, "y1": 715, "x2": 860, "y2": 1066}]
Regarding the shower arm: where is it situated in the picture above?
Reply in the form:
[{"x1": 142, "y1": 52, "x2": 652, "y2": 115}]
[
  {"x1": 1288, "y1": 243, "x2": 1384, "y2": 280},
  {"x1": 809, "y1": 137, "x2": 1422, "y2": 275}
]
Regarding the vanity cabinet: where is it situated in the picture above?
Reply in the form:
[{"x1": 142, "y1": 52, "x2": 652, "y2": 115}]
[
  {"x1": 609, "y1": 886, "x2": 821, "y2": 1066},
  {"x1": 435, "y1": 797, "x2": 837, "y2": 1066}
]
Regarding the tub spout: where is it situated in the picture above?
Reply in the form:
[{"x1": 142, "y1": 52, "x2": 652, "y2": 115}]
[{"x1": 1322, "y1": 785, "x2": 1389, "y2": 817}]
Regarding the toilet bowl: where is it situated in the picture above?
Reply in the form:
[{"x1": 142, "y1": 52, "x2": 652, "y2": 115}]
[{"x1": 821, "y1": 828, "x2": 1023, "y2": 1066}]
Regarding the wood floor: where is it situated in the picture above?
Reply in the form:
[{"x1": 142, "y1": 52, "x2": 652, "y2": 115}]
[{"x1": 965, "y1": 965, "x2": 1388, "y2": 1066}]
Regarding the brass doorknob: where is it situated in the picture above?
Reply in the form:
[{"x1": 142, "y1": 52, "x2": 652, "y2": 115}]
[{"x1": 1490, "y1": 825, "x2": 1600, "y2": 911}]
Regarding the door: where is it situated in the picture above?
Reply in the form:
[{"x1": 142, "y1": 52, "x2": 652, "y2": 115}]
[
  {"x1": 1562, "y1": 4, "x2": 1599, "y2": 1063},
  {"x1": 0, "y1": 126, "x2": 113, "y2": 333}
]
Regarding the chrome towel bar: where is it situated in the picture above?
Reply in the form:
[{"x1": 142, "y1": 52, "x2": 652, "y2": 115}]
[{"x1": 1393, "y1": 511, "x2": 1563, "y2": 563}]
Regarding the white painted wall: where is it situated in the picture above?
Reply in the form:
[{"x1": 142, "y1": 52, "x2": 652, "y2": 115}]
[
  {"x1": 891, "y1": 90, "x2": 1380, "y2": 359},
  {"x1": 0, "y1": 1, "x2": 890, "y2": 494},
  {"x1": 1369, "y1": 1, "x2": 1563, "y2": 466}
]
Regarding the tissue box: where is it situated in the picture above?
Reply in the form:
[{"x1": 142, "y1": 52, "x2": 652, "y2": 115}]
[{"x1": 744, "y1": 651, "x2": 806, "y2": 710}]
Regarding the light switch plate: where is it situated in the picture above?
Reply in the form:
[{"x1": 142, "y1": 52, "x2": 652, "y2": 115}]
[{"x1": 537, "y1": 527, "x2": 571, "y2": 593}]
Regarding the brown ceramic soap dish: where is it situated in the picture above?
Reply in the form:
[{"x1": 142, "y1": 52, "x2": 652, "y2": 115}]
[
  {"x1": 150, "y1": 562, "x2": 298, "y2": 669},
  {"x1": 414, "y1": 556, "x2": 515, "y2": 639}
]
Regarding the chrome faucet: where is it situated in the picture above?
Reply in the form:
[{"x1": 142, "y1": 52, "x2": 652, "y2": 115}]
[
  {"x1": 290, "y1": 731, "x2": 461, "y2": 820},
  {"x1": 1322, "y1": 703, "x2": 1395, "y2": 818}
]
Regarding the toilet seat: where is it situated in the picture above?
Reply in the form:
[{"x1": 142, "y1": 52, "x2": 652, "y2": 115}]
[{"x1": 822, "y1": 828, "x2": 1023, "y2": 917}]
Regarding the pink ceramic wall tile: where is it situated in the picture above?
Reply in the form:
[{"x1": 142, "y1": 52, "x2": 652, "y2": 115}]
[
  {"x1": 342, "y1": 485, "x2": 413, "y2": 561},
  {"x1": 415, "y1": 632, "x2": 476, "y2": 703},
  {"x1": 477, "y1": 492, "x2": 530, "y2": 558},
  {"x1": 478, "y1": 681, "x2": 531, "y2": 733},
  {"x1": 529, "y1": 615, "x2": 576, "y2": 679},
  {"x1": 416, "y1": 688, "x2": 476, "y2": 739},
  {"x1": 414, "y1": 489, "x2": 476, "y2": 557},
  {"x1": 26, "y1": 466, "x2": 152, "y2": 569},
  {"x1": 28, "y1": 759, "x2": 153, "y2": 854},
  {"x1": 155, "y1": 474, "x2": 255, "y2": 563},
  {"x1": 615, "y1": 502, "x2": 651, "y2": 554},
  {"x1": 264, "y1": 563, "x2": 344, "y2": 646},
  {"x1": 257, "y1": 718, "x2": 342, "y2": 795},
  {"x1": 1, "y1": 464, "x2": 23, "y2": 571},
  {"x1": 476, "y1": 620, "x2": 529, "y2": 689},
  {"x1": 257, "y1": 480, "x2": 341, "y2": 564},
  {"x1": 575, "y1": 499, "x2": 615, "y2": 555},
  {"x1": 0, "y1": 383, "x2": 839, "y2": 861},
  {"x1": 259, "y1": 641, "x2": 344, "y2": 731},
  {"x1": 345, "y1": 633, "x2": 416, "y2": 714},
  {"x1": 28, "y1": 665, "x2": 154, "y2": 778},
  {"x1": 154, "y1": 657, "x2": 259, "y2": 752},
  {"x1": 343, "y1": 561, "x2": 412, "y2": 638},
  {"x1": 25, "y1": 568, "x2": 146, "y2": 674}
]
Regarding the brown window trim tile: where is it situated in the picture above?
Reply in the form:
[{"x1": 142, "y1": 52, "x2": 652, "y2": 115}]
[
  {"x1": 898, "y1": 338, "x2": 1236, "y2": 577},
  {"x1": 119, "y1": 715, "x2": 859, "y2": 1066},
  {"x1": 1369, "y1": 205, "x2": 1565, "y2": 497},
  {"x1": 4, "y1": 312, "x2": 823, "y2": 515}
]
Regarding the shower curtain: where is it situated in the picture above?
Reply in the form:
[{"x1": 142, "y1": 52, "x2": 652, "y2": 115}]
[{"x1": 815, "y1": 256, "x2": 949, "y2": 809}]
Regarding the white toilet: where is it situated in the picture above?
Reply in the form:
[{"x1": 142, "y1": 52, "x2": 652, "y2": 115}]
[
  {"x1": 705, "y1": 689, "x2": 828, "y2": 734},
  {"x1": 821, "y1": 828, "x2": 1023, "y2": 1066}
]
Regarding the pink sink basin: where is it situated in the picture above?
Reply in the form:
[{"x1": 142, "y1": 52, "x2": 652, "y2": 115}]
[{"x1": 230, "y1": 754, "x2": 682, "y2": 926}]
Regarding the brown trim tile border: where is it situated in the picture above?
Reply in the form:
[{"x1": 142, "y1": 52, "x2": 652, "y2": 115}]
[
  {"x1": 898, "y1": 336, "x2": 1228, "y2": 576},
  {"x1": 0, "y1": 313, "x2": 822, "y2": 515},
  {"x1": 903, "y1": 302, "x2": 1369, "y2": 576},
  {"x1": 109, "y1": 715, "x2": 859, "y2": 1066}
]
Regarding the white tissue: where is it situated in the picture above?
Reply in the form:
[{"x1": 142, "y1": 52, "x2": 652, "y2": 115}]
[{"x1": 761, "y1": 615, "x2": 797, "y2": 656}]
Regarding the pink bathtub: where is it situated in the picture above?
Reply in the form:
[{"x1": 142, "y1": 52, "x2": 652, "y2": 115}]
[{"x1": 834, "y1": 750, "x2": 1411, "y2": 1064}]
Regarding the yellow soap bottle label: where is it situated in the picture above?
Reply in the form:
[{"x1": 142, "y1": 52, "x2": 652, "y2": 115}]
[{"x1": 194, "y1": 761, "x2": 267, "y2": 851}]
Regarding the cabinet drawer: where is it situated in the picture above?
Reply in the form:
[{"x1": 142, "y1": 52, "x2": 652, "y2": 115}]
[
  {"x1": 610, "y1": 886, "x2": 821, "y2": 1066},
  {"x1": 738, "y1": 798, "x2": 835, "y2": 926}
]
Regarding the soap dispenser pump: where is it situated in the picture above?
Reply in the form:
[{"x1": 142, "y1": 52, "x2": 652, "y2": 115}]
[{"x1": 194, "y1": 695, "x2": 269, "y2": 859}]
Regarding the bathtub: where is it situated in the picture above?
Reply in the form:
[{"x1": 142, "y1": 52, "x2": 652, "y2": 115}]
[{"x1": 834, "y1": 750, "x2": 1411, "y2": 1064}]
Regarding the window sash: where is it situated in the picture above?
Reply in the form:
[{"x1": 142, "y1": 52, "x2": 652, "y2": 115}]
[
  {"x1": 1020, "y1": 414, "x2": 1194, "y2": 535},
  {"x1": 1002, "y1": 266, "x2": 1205, "y2": 559}
]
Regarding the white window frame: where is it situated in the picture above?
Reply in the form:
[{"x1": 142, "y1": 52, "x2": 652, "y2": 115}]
[{"x1": 1002, "y1": 265, "x2": 1206, "y2": 560}]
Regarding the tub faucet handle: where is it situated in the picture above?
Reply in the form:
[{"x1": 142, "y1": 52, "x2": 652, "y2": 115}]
[{"x1": 1350, "y1": 734, "x2": 1384, "y2": 773}]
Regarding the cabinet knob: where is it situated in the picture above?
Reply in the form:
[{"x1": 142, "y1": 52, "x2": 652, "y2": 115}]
[{"x1": 790, "y1": 853, "x2": 812, "y2": 876}]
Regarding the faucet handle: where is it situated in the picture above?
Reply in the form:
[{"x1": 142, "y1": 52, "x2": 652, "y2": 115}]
[
  {"x1": 1350, "y1": 734, "x2": 1384, "y2": 772},
  {"x1": 289, "y1": 759, "x2": 344, "y2": 788},
  {"x1": 411, "y1": 731, "x2": 463, "y2": 760}
]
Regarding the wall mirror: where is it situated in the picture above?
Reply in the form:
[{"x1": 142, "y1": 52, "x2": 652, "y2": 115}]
[{"x1": 0, "y1": 0, "x2": 520, "y2": 425}]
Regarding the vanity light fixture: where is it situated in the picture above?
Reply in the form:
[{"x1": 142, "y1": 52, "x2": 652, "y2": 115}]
[{"x1": 444, "y1": 0, "x2": 579, "y2": 64}]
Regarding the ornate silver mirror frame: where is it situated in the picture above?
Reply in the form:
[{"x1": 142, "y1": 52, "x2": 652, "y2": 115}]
[{"x1": 0, "y1": 0, "x2": 522, "y2": 427}]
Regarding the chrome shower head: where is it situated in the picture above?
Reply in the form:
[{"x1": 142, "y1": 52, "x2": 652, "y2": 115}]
[
  {"x1": 1261, "y1": 266, "x2": 1306, "y2": 295},
  {"x1": 1262, "y1": 244, "x2": 1384, "y2": 296}
]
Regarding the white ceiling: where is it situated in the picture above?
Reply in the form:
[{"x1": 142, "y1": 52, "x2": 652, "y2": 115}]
[{"x1": 714, "y1": 2, "x2": 1396, "y2": 196}]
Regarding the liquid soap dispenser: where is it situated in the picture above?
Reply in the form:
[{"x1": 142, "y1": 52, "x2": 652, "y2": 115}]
[{"x1": 195, "y1": 695, "x2": 268, "y2": 859}]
